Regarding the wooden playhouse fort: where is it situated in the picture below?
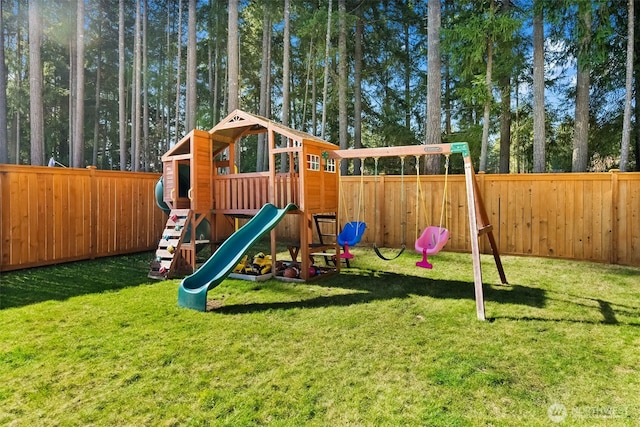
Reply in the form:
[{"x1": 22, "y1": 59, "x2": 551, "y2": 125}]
[
  {"x1": 150, "y1": 109, "x2": 505, "y2": 318},
  {"x1": 149, "y1": 109, "x2": 341, "y2": 283}
]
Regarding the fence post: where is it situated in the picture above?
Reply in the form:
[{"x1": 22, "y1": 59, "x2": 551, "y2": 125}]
[
  {"x1": 609, "y1": 169, "x2": 619, "y2": 264},
  {"x1": 87, "y1": 166, "x2": 97, "y2": 260}
]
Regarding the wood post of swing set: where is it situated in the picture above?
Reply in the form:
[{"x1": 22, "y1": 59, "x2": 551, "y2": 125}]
[{"x1": 328, "y1": 142, "x2": 508, "y2": 321}]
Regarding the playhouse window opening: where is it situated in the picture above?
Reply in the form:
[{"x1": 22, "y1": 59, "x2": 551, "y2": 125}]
[
  {"x1": 324, "y1": 158, "x2": 336, "y2": 173},
  {"x1": 307, "y1": 154, "x2": 320, "y2": 171}
]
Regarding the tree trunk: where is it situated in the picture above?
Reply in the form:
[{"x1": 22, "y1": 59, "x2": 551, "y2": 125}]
[
  {"x1": 620, "y1": 0, "x2": 634, "y2": 172},
  {"x1": 443, "y1": 0, "x2": 452, "y2": 138},
  {"x1": 302, "y1": 38, "x2": 313, "y2": 133},
  {"x1": 499, "y1": 77, "x2": 511, "y2": 173},
  {"x1": 404, "y1": 22, "x2": 411, "y2": 130},
  {"x1": 426, "y1": 0, "x2": 442, "y2": 174},
  {"x1": 479, "y1": 39, "x2": 493, "y2": 172},
  {"x1": 257, "y1": 4, "x2": 271, "y2": 172},
  {"x1": 12, "y1": 1, "x2": 23, "y2": 164},
  {"x1": 175, "y1": 0, "x2": 183, "y2": 139},
  {"x1": 69, "y1": 33, "x2": 75, "y2": 165},
  {"x1": 0, "y1": 0, "x2": 8, "y2": 164},
  {"x1": 132, "y1": 0, "x2": 142, "y2": 171},
  {"x1": 142, "y1": 0, "x2": 149, "y2": 171},
  {"x1": 311, "y1": 45, "x2": 317, "y2": 135},
  {"x1": 353, "y1": 13, "x2": 363, "y2": 174},
  {"x1": 281, "y1": 0, "x2": 291, "y2": 173},
  {"x1": 497, "y1": 0, "x2": 511, "y2": 174},
  {"x1": 338, "y1": 0, "x2": 348, "y2": 175},
  {"x1": 92, "y1": 48, "x2": 102, "y2": 166},
  {"x1": 166, "y1": 1, "x2": 172, "y2": 149},
  {"x1": 73, "y1": 0, "x2": 85, "y2": 168},
  {"x1": 186, "y1": 0, "x2": 196, "y2": 131},
  {"x1": 28, "y1": 0, "x2": 44, "y2": 166},
  {"x1": 119, "y1": 0, "x2": 127, "y2": 170},
  {"x1": 532, "y1": 2, "x2": 545, "y2": 172},
  {"x1": 572, "y1": 2, "x2": 591, "y2": 172},
  {"x1": 321, "y1": 0, "x2": 332, "y2": 140},
  {"x1": 227, "y1": 0, "x2": 239, "y2": 112},
  {"x1": 208, "y1": 0, "x2": 216, "y2": 127},
  {"x1": 635, "y1": 0, "x2": 640, "y2": 171}
]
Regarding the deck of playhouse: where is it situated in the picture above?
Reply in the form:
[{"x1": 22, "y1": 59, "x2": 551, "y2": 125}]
[{"x1": 149, "y1": 109, "x2": 341, "y2": 283}]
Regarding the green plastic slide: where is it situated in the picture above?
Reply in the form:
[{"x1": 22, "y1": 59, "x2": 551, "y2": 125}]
[{"x1": 177, "y1": 203, "x2": 297, "y2": 311}]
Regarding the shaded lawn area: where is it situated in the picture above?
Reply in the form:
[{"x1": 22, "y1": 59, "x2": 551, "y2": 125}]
[
  {"x1": 1, "y1": 249, "x2": 639, "y2": 426},
  {"x1": 0, "y1": 253, "x2": 154, "y2": 309}
]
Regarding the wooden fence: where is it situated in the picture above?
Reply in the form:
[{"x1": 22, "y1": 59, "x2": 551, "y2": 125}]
[
  {"x1": 332, "y1": 171, "x2": 640, "y2": 267},
  {"x1": 2, "y1": 165, "x2": 639, "y2": 272},
  {"x1": 0, "y1": 165, "x2": 166, "y2": 272}
]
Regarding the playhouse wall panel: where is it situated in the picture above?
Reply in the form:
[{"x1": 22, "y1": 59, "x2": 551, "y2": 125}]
[{"x1": 192, "y1": 129, "x2": 213, "y2": 212}]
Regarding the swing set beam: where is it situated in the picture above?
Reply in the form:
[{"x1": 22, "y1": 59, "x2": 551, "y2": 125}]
[
  {"x1": 329, "y1": 142, "x2": 507, "y2": 321},
  {"x1": 328, "y1": 142, "x2": 471, "y2": 160}
]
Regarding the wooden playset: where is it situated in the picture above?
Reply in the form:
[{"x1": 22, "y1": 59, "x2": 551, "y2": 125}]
[
  {"x1": 149, "y1": 109, "x2": 341, "y2": 282},
  {"x1": 149, "y1": 109, "x2": 506, "y2": 319}
]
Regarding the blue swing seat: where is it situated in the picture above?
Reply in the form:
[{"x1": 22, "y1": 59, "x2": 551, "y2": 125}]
[
  {"x1": 337, "y1": 221, "x2": 366, "y2": 259},
  {"x1": 338, "y1": 221, "x2": 367, "y2": 246}
]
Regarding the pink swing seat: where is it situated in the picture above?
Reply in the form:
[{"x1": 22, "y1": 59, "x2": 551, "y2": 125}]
[{"x1": 415, "y1": 226, "x2": 449, "y2": 269}]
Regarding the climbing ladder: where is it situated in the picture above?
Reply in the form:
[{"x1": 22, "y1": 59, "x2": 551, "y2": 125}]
[
  {"x1": 310, "y1": 214, "x2": 349, "y2": 268},
  {"x1": 149, "y1": 209, "x2": 193, "y2": 279}
]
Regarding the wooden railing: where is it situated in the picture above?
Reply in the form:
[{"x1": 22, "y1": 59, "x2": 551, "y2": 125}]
[
  {"x1": 0, "y1": 165, "x2": 166, "y2": 272},
  {"x1": 213, "y1": 172, "x2": 299, "y2": 212}
]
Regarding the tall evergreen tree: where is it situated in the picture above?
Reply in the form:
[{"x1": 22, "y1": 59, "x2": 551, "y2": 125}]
[
  {"x1": 186, "y1": 0, "x2": 196, "y2": 131},
  {"x1": 353, "y1": 8, "x2": 363, "y2": 175},
  {"x1": 620, "y1": 0, "x2": 634, "y2": 171},
  {"x1": 28, "y1": 0, "x2": 44, "y2": 166},
  {"x1": 572, "y1": 1, "x2": 591, "y2": 172},
  {"x1": 532, "y1": 0, "x2": 545, "y2": 172},
  {"x1": 119, "y1": 0, "x2": 127, "y2": 170},
  {"x1": 338, "y1": 0, "x2": 348, "y2": 175},
  {"x1": 228, "y1": 0, "x2": 239, "y2": 112},
  {"x1": 257, "y1": 3, "x2": 271, "y2": 172},
  {"x1": 73, "y1": 0, "x2": 86, "y2": 168},
  {"x1": 0, "y1": 0, "x2": 8, "y2": 164},
  {"x1": 425, "y1": 0, "x2": 442, "y2": 175}
]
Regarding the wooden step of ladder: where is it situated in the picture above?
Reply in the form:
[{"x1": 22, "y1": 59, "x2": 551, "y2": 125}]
[{"x1": 149, "y1": 209, "x2": 193, "y2": 279}]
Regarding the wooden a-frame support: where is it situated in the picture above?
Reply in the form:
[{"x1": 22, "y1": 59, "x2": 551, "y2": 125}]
[{"x1": 329, "y1": 142, "x2": 508, "y2": 321}]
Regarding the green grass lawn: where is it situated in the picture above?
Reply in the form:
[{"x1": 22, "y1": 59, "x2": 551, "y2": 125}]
[{"x1": 1, "y1": 249, "x2": 639, "y2": 426}]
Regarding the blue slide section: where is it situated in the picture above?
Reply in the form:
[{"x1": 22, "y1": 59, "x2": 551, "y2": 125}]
[{"x1": 178, "y1": 203, "x2": 297, "y2": 311}]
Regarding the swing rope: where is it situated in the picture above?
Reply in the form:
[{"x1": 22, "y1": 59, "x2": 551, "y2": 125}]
[
  {"x1": 415, "y1": 154, "x2": 450, "y2": 235},
  {"x1": 373, "y1": 156, "x2": 406, "y2": 261},
  {"x1": 356, "y1": 158, "x2": 365, "y2": 229},
  {"x1": 339, "y1": 159, "x2": 349, "y2": 224},
  {"x1": 439, "y1": 155, "x2": 450, "y2": 232},
  {"x1": 415, "y1": 156, "x2": 427, "y2": 240},
  {"x1": 339, "y1": 158, "x2": 366, "y2": 230}
]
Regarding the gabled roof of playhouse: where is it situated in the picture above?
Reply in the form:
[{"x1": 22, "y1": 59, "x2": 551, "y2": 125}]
[
  {"x1": 209, "y1": 109, "x2": 337, "y2": 148},
  {"x1": 162, "y1": 110, "x2": 338, "y2": 161},
  {"x1": 162, "y1": 128, "x2": 215, "y2": 160}
]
